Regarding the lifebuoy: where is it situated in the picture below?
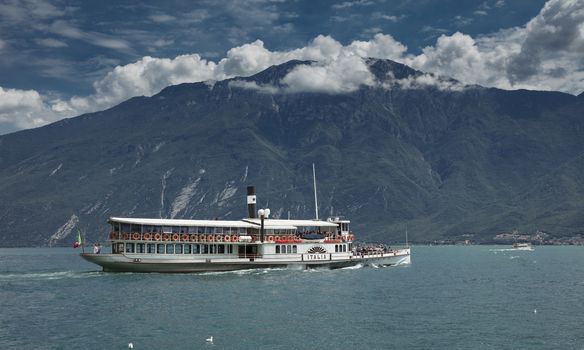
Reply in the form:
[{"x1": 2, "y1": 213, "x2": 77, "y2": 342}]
[
  {"x1": 181, "y1": 234, "x2": 189, "y2": 241},
  {"x1": 154, "y1": 233, "x2": 161, "y2": 241},
  {"x1": 190, "y1": 234, "x2": 197, "y2": 242},
  {"x1": 109, "y1": 231, "x2": 116, "y2": 240},
  {"x1": 224, "y1": 235, "x2": 231, "y2": 242},
  {"x1": 199, "y1": 235, "x2": 206, "y2": 242},
  {"x1": 232, "y1": 235, "x2": 239, "y2": 242},
  {"x1": 122, "y1": 233, "x2": 129, "y2": 240},
  {"x1": 163, "y1": 233, "x2": 170, "y2": 241},
  {"x1": 172, "y1": 233, "x2": 179, "y2": 241},
  {"x1": 132, "y1": 232, "x2": 140, "y2": 240},
  {"x1": 143, "y1": 233, "x2": 151, "y2": 240},
  {"x1": 216, "y1": 235, "x2": 223, "y2": 242},
  {"x1": 207, "y1": 235, "x2": 214, "y2": 242}
]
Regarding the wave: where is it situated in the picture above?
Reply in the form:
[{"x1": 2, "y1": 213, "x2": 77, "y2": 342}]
[
  {"x1": 490, "y1": 248, "x2": 534, "y2": 253},
  {"x1": 340, "y1": 263, "x2": 364, "y2": 270},
  {"x1": 0, "y1": 270, "x2": 103, "y2": 281}
]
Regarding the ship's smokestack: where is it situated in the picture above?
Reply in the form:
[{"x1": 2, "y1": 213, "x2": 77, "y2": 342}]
[{"x1": 247, "y1": 186, "x2": 256, "y2": 218}]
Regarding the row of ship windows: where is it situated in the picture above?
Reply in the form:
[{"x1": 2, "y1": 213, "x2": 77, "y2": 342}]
[
  {"x1": 335, "y1": 244, "x2": 348, "y2": 253},
  {"x1": 274, "y1": 244, "x2": 348, "y2": 254},
  {"x1": 275, "y1": 245, "x2": 298, "y2": 254},
  {"x1": 113, "y1": 224, "x2": 296, "y2": 235},
  {"x1": 114, "y1": 243, "x2": 235, "y2": 255}
]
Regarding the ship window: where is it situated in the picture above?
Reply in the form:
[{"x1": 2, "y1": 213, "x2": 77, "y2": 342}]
[
  {"x1": 228, "y1": 245, "x2": 233, "y2": 254},
  {"x1": 210, "y1": 244, "x2": 216, "y2": 254},
  {"x1": 166, "y1": 245, "x2": 174, "y2": 254},
  {"x1": 113, "y1": 243, "x2": 123, "y2": 254},
  {"x1": 202, "y1": 244, "x2": 209, "y2": 254},
  {"x1": 125, "y1": 243, "x2": 135, "y2": 253},
  {"x1": 292, "y1": 245, "x2": 297, "y2": 253},
  {"x1": 214, "y1": 227, "x2": 223, "y2": 234},
  {"x1": 193, "y1": 244, "x2": 200, "y2": 254},
  {"x1": 147, "y1": 243, "x2": 155, "y2": 254},
  {"x1": 184, "y1": 244, "x2": 192, "y2": 254},
  {"x1": 344, "y1": 245, "x2": 347, "y2": 252},
  {"x1": 218, "y1": 244, "x2": 225, "y2": 254},
  {"x1": 335, "y1": 245, "x2": 338, "y2": 253},
  {"x1": 157, "y1": 244, "x2": 165, "y2": 254},
  {"x1": 175, "y1": 244, "x2": 183, "y2": 254},
  {"x1": 276, "y1": 245, "x2": 280, "y2": 254},
  {"x1": 136, "y1": 243, "x2": 145, "y2": 253},
  {"x1": 205, "y1": 227, "x2": 214, "y2": 234}
]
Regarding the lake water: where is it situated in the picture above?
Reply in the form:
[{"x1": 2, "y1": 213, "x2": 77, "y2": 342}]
[{"x1": 0, "y1": 246, "x2": 583, "y2": 349}]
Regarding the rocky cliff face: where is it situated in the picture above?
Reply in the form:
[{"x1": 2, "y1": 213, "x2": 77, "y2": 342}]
[{"x1": 1, "y1": 59, "x2": 583, "y2": 247}]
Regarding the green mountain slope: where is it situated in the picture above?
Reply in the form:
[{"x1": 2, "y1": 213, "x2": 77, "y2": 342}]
[{"x1": 0, "y1": 59, "x2": 583, "y2": 247}]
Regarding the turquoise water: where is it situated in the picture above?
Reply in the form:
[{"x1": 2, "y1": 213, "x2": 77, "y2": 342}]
[{"x1": 0, "y1": 246, "x2": 583, "y2": 349}]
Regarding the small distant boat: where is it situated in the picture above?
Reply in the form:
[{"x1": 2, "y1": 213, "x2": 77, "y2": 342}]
[{"x1": 511, "y1": 242, "x2": 533, "y2": 250}]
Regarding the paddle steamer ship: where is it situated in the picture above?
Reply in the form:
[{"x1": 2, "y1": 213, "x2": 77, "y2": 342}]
[{"x1": 81, "y1": 186, "x2": 410, "y2": 272}]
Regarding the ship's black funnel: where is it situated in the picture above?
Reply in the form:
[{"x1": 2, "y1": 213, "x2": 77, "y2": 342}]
[{"x1": 247, "y1": 186, "x2": 256, "y2": 218}]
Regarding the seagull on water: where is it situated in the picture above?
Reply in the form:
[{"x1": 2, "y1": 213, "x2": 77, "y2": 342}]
[
  {"x1": 128, "y1": 343, "x2": 134, "y2": 349},
  {"x1": 206, "y1": 336, "x2": 214, "y2": 344}
]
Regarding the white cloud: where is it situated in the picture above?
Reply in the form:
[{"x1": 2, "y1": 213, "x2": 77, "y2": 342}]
[
  {"x1": 149, "y1": 14, "x2": 176, "y2": 23},
  {"x1": 67, "y1": 54, "x2": 218, "y2": 114},
  {"x1": 0, "y1": 86, "x2": 63, "y2": 130},
  {"x1": 404, "y1": 0, "x2": 584, "y2": 93},
  {"x1": 3, "y1": 0, "x2": 584, "y2": 134},
  {"x1": 228, "y1": 80, "x2": 279, "y2": 94},
  {"x1": 281, "y1": 55, "x2": 376, "y2": 93},
  {"x1": 36, "y1": 37, "x2": 68, "y2": 48},
  {"x1": 332, "y1": 0, "x2": 375, "y2": 9},
  {"x1": 384, "y1": 72, "x2": 465, "y2": 91},
  {"x1": 49, "y1": 20, "x2": 131, "y2": 51}
]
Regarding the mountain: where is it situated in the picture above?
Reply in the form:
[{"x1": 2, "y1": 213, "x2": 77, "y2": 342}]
[{"x1": 1, "y1": 59, "x2": 584, "y2": 247}]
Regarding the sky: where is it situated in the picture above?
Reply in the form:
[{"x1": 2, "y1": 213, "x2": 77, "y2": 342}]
[{"x1": 0, "y1": 0, "x2": 583, "y2": 135}]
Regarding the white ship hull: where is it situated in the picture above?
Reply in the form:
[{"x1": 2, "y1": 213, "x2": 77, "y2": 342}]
[{"x1": 81, "y1": 248, "x2": 411, "y2": 273}]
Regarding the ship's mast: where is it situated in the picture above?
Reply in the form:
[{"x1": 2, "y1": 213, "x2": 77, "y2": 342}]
[{"x1": 313, "y1": 163, "x2": 319, "y2": 220}]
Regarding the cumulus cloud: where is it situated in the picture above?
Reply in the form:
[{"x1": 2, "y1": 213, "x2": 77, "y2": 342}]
[
  {"x1": 0, "y1": 86, "x2": 62, "y2": 130},
  {"x1": 404, "y1": 0, "x2": 584, "y2": 93},
  {"x1": 66, "y1": 54, "x2": 218, "y2": 114},
  {"x1": 3, "y1": 0, "x2": 584, "y2": 134},
  {"x1": 506, "y1": 0, "x2": 584, "y2": 83},
  {"x1": 281, "y1": 55, "x2": 376, "y2": 93}
]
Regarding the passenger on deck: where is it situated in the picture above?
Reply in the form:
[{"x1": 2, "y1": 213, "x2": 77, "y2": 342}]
[{"x1": 93, "y1": 243, "x2": 101, "y2": 254}]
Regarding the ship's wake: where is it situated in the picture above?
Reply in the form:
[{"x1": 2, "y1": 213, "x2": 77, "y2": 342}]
[{"x1": 0, "y1": 270, "x2": 103, "y2": 281}]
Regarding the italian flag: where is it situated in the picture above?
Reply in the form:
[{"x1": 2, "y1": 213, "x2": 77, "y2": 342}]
[{"x1": 74, "y1": 229, "x2": 82, "y2": 248}]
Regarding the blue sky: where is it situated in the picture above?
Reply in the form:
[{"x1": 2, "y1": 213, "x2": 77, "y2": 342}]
[{"x1": 0, "y1": 0, "x2": 582, "y2": 134}]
